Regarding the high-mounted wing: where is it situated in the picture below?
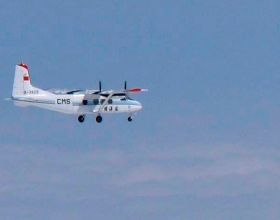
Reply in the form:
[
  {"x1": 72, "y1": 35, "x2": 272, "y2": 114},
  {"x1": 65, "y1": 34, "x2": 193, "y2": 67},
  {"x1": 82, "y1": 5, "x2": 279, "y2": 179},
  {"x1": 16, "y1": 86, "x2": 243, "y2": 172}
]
[{"x1": 91, "y1": 80, "x2": 148, "y2": 95}]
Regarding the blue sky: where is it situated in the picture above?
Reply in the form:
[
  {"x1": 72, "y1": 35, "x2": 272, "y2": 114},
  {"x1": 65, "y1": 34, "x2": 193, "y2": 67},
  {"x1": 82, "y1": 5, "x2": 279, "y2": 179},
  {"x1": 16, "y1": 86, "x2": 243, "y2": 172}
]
[{"x1": 1, "y1": 0, "x2": 280, "y2": 219}]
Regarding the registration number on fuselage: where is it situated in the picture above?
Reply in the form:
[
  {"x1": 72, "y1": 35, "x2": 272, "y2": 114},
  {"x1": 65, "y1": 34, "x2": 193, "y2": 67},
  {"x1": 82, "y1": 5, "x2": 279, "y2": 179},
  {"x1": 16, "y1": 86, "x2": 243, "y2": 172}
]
[{"x1": 104, "y1": 106, "x2": 118, "y2": 112}]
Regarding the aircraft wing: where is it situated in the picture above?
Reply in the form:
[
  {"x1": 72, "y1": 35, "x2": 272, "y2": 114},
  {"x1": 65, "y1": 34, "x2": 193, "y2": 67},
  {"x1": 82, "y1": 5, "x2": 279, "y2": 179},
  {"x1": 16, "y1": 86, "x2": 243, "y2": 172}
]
[{"x1": 97, "y1": 88, "x2": 147, "y2": 98}]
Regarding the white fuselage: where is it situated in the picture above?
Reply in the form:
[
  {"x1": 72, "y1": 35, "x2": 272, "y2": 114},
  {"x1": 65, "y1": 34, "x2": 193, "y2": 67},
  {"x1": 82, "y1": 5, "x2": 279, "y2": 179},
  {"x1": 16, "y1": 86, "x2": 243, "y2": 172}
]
[
  {"x1": 11, "y1": 63, "x2": 145, "y2": 122},
  {"x1": 13, "y1": 92, "x2": 142, "y2": 115}
]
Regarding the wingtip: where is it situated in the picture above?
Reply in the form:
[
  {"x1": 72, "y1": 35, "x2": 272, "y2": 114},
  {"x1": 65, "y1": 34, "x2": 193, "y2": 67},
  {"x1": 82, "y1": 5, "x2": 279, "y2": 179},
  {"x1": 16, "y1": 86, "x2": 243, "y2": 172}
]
[{"x1": 127, "y1": 87, "x2": 148, "y2": 93}]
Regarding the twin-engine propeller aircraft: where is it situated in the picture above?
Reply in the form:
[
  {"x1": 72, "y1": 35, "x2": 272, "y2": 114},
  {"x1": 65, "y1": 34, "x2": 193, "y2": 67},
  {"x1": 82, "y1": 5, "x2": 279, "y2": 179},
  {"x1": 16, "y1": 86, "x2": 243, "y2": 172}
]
[{"x1": 11, "y1": 63, "x2": 147, "y2": 123}]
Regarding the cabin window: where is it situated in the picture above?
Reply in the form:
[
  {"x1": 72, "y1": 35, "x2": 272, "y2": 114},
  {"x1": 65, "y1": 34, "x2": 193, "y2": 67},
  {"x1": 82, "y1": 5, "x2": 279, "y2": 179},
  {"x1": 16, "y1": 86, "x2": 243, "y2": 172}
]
[
  {"x1": 121, "y1": 97, "x2": 126, "y2": 101},
  {"x1": 108, "y1": 99, "x2": 113, "y2": 104},
  {"x1": 93, "y1": 99, "x2": 99, "y2": 105},
  {"x1": 82, "y1": 100, "x2": 88, "y2": 105},
  {"x1": 100, "y1": 99, "x2": 105, "y2": 104}
]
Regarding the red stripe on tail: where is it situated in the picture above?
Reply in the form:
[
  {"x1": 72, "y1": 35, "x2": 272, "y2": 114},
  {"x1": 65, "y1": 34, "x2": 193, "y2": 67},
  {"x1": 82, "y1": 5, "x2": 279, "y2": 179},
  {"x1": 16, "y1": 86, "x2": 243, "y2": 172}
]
[{"x1": 23, "y1": 76, "x2": 29, "y2": 81}]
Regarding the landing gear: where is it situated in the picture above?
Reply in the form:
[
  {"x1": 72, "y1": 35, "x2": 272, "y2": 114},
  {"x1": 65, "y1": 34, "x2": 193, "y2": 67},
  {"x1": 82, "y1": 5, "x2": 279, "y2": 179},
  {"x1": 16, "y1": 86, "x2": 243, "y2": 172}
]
[
  {"x1": 96, "y1": 115, "x2": 102, "y2": 123},
  {"x1": 128, "y1": 116, "x2": 133, "y2": 122},
  {"x1": 78, "y1": 115, "x2": 85, "y2": 123}
]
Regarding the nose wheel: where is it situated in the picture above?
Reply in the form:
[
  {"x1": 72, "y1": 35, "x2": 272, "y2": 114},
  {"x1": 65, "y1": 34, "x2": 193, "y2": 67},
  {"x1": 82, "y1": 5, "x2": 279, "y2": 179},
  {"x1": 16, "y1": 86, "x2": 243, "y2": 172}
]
[
  {"x1": 128, "y1": 116, "x2": 133, "y2": 122},
  {"x1": 96, "y1": 115, "x2": 102, "y2": 123},
  {"x1": 78, "y1": 115, "x2": 85, "y2": 123}
]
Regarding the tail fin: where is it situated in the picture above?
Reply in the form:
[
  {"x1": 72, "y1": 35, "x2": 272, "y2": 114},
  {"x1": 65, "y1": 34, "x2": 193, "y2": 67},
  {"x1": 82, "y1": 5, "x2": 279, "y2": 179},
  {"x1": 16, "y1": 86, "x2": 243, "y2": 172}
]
[{"x1": 12, "y1": 63, "x2": 35, "y2": 97}]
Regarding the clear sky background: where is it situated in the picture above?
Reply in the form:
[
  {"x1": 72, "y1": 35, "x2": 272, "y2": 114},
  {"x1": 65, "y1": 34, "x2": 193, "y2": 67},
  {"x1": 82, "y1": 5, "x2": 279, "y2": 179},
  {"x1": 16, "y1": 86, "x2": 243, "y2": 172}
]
[{"x1": 0, "y1": 0, "x2": 280, "y2": 219}]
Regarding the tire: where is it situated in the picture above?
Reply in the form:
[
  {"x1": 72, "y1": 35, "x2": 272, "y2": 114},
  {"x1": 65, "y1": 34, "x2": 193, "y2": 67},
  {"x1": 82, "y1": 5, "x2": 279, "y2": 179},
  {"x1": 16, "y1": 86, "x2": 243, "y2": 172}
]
[
  {"x1": 96, "y1": 115, "x2": 102, "y2": 123},
  {"x1": 128, "y1": 117, "x2": 132, "y2": 122},
  {"x1": 78, "y1": 115, "x2": 85, "y2": 123}
]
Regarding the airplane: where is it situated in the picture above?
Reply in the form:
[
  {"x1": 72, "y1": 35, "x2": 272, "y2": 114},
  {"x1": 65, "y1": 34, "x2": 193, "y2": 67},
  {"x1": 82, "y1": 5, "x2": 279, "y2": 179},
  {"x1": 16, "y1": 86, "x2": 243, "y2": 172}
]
[{"x1": 10, "y1": 63, "x2": 147, "y2": 123}]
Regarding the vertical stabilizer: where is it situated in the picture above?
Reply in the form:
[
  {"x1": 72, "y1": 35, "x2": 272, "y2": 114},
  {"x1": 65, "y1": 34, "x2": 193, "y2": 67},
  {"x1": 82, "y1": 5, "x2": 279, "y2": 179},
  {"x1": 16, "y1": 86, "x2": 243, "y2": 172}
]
[{"x1": 12, "y1": 63, "x2": 34, "y2": 97}]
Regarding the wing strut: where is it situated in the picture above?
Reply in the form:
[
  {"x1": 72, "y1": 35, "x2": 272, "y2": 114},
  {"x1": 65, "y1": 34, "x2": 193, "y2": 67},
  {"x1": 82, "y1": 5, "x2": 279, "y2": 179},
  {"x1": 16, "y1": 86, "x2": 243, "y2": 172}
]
[{"x1": 93, "y1": 91, "x2": 114, "y2": 113}]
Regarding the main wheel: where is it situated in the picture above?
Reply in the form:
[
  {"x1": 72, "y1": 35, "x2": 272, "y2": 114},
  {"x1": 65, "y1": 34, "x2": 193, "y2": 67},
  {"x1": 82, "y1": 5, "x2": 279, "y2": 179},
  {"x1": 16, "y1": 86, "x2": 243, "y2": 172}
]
[
  {"x1": 96, "y1": 115, "x2": 102, "y2": 123},
  {"x1": 78, "y1": 115, "x2": 85, "y2": 123},
  {"x1": 128, "y1": 116, "x2": 132, "y2": 122}
]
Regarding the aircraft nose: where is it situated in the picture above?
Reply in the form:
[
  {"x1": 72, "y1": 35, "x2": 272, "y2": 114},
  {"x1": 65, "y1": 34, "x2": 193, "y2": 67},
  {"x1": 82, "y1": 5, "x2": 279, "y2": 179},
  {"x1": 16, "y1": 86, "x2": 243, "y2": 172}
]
[{"x1": 136, "y1": 102, "x2": 142, "y2": 111}]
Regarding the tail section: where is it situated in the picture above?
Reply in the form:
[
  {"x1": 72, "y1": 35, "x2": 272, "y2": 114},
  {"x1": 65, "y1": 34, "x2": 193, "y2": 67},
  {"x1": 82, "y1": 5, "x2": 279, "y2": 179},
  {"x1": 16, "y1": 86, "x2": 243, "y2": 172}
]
[
  {"x1": 12, "y1": 63, "x2": 34, "y2": 97},
  {"x1": 12, "y1": 63, "x2": 50, "y2": 97}
]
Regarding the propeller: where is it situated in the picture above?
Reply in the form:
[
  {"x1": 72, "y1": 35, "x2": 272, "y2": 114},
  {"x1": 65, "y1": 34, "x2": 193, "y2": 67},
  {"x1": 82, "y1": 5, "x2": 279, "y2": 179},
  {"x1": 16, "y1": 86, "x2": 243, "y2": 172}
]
[
  {"x1": 92, "y1": 81, "x2": 102, "y2": 94},
  {"x1": 124, "y1": 81, "x2": 127, "y2": 90},
  {"x1": 99, "y1": 81, "x2": 102, "y2": 93}
]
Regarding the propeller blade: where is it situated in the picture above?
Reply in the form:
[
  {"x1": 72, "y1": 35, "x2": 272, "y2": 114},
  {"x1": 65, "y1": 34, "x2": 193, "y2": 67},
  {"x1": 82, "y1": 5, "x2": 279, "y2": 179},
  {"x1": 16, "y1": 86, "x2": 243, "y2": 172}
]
[
  {"x1": 124, "y1": 81, "x2": 127, "y2": 90},
  {"x1": 99, "y1": 81, "x2": 102, "y2": 92}
]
